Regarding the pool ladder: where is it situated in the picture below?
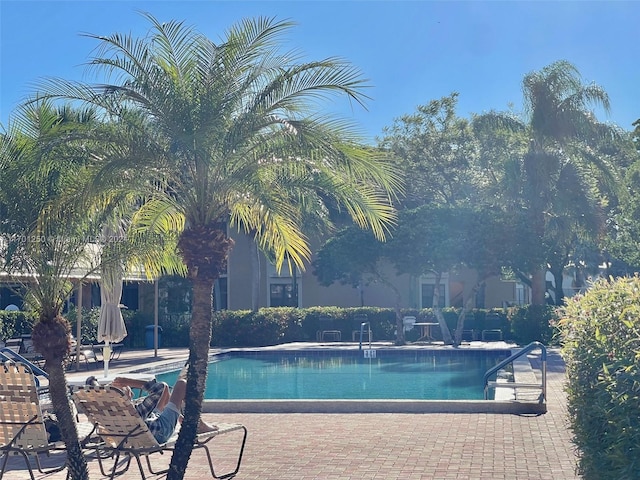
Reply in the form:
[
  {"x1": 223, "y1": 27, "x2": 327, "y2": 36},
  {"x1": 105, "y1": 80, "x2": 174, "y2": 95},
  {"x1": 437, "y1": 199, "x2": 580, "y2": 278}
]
[
  {"x1": 483, "y1": 341, "x2": 547, "y2": 403},
  {"x1": 358, "y1": 322, "x2": 372, "y2": 351}
]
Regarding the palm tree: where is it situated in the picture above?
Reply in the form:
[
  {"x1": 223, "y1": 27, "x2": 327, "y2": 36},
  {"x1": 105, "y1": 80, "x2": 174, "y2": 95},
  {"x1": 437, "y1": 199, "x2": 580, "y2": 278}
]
[
  {"x1": 0, "y1": 100, "x2": 185, "y2": 480},
  {"x1": 0, "y1": 101, "x2": 103, "y2": 480},
  {"x1": 476, "y1": 61, "x2": 617, "y2": 304},
  {"x1": 523, "y1": 60, "x2": 618, "y2": 304},
  {"x1": 39, "y1": 14, "x2": 399, "y2": 478}
]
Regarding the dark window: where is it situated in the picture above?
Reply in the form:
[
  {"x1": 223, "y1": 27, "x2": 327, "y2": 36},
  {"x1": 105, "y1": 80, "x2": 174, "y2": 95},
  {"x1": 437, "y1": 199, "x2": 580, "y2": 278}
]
[
  {"x1": 0, "y1": 285, "x2": 23, "y2": 310},
  {"x1": 91, "y1": 283, "x2": 101, "y2": 307},
  {"x1": 421, "y1": 284, "x2": 446, "y2": 308},
  {"x1": 121, "y1": 282, "x2": 139, "y2": 310},
  {"x1": 214, "y1": 278, "x2": 227, "y2": 311},
  {"x1": 270, "y1": 283, "x2": 296, "y2": 307}
]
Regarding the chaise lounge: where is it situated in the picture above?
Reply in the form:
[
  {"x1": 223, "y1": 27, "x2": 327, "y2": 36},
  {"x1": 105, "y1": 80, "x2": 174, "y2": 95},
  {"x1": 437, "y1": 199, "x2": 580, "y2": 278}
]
[{"x1": 72, "y1": 384, "x2": 248, "y2": 479}]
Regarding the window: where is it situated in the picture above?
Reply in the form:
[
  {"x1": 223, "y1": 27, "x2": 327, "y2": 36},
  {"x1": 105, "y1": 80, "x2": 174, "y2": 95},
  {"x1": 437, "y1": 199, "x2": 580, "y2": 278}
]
[
  {"x1": 421, "y1": 283, "x2": 446, "y2": 308},
  {"x1": 121, "y1": 282, "x2": 139, "y2": 310},
  {"x1": 0, "y1": 285, "x2": 23, "y2": 310},
  {"x1": 270, "y1": 283, "x2": 297, "y2": 307},
  {"x1": 214, "y1": 277, "x2": 227, "y2": 311},
  {"x1": 266, "y1": 261, "x2": 300, "y2": 307}
]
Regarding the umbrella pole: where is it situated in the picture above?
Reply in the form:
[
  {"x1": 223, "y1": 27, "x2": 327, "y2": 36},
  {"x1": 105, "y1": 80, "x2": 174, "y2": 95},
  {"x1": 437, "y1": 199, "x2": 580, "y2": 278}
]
[
  {"x1": 76, "y1": 285, "x2": 82, "y2": 371},
  {"x1": 103, "y1": 340, "x2": 111, "y2": 378}
]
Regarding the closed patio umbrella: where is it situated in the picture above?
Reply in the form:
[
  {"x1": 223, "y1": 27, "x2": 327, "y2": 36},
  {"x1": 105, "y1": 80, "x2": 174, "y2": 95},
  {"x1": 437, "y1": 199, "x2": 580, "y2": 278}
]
[{"x1": 98, "y1": 262, "x2": 127, "y2": 377}]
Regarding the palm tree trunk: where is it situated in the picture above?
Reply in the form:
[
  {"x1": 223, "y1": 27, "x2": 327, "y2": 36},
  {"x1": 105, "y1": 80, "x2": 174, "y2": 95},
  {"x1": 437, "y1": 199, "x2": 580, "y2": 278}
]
[
  {"x1": 167, "y1": 273, "x2": 213, "y2": 480},
  {"x1": 33, "y1": 317, "x2": 89, "y2": 480},
  {"x1": 47, "y1": 360, "x2": 89, "y2": 480},
  {"x1": 169, "y1": 225, "x2": 232, "y2": 480}
]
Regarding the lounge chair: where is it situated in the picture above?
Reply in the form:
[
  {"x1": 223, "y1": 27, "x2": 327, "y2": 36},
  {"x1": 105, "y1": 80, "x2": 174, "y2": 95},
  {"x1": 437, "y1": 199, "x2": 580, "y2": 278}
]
[
  {"x1": 316, "y1": 315, "x2": 341, "y2": 342},
  {"x1": 72, "y1": 385, "x2": 247, "y2": 480},
  {"x1": 0, "y1": 348, "x2": 49, "y2": 393},
  {"x1": 481, "y1": 313, "x2": 504, "y2": 341},
  {"x1": 0, "y1": 361, "x2": 96, "y2": 480}
]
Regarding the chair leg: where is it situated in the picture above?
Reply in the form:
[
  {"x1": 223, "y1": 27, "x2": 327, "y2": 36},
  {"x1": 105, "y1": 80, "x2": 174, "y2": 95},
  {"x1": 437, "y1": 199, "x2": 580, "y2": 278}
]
[
  {"x1": 200, "y1": 426, "x2": 248, "y2": 479},
  {"x1": 144, "y1": 451, "x2": 170, "y2": 476},
  {"x1": 33, "y1": 451, "x2": 67, "y2": 475}
]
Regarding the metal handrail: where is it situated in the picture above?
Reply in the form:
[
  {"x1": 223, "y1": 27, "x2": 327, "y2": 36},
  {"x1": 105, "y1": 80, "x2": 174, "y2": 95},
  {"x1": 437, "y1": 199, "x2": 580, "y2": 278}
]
[
  {"x1": 483, "y1": 341, "x2": 547, "y2": 402},
  {"x1": 358, "y1": 322, "x2": 372, "y2": 351}
]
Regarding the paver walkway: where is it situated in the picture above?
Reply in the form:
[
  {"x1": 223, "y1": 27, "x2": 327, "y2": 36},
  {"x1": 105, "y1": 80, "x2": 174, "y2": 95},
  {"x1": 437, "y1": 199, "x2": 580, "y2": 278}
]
[{"x1": 1, "y1": 348, "x2": 579, "y2": 479}]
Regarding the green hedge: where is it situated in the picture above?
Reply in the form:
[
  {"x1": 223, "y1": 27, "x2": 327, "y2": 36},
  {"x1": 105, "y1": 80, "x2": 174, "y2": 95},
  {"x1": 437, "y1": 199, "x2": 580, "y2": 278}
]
[
  {"x1": 211, "y1": 307, "x2": 518, "y2": 347},
  {"x1": 1, "y1": 306, "x2": 554, "y2": 349},
  {"x1": 0, "y1": 311, "x2": 36, "y2": 341},
  {"x1": 560, "y1": 276, "x2": 640, "y2": 479},
  {"x1": 507, "y1": 304, "x2": 558, "y2": 345}
]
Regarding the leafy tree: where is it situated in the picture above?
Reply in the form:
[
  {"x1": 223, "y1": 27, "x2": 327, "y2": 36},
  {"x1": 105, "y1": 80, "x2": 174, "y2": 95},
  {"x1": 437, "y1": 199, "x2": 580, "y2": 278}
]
[
  {"x1": 605, "y1": 160, "x2": 640, "y2": 271},
  {"x1": 314, "y1": 204, "x2": 512, "y2": 345},
  {"x1": 379, "y1": 94, "x2": 482, "y2": 341},
  {"x1": 379, "y1": 93, "x2": 478, "y2": 208},
  {"x1": 40, "y1": 15, "x2": 399, "y2": 477},
  {"x1": 312, "y1": 226, "x2": 407, "y2": 342}
]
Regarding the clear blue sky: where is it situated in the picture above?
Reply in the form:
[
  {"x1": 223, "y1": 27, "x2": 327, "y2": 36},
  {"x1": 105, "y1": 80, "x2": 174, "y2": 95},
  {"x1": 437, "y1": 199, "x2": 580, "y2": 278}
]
[{"x1": 1, "y1": 1, "x2": 639, "y2": 143}]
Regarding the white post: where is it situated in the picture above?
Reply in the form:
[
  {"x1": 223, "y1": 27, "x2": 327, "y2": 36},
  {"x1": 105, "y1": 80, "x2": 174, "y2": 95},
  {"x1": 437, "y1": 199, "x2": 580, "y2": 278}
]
[
  {"x1": 154, "y1": 280, "x2": 159, "y2": 358},
  {"x1": 75, "y1": 285, "x2": 83, "y2": 371},
  {"x1": 103, "y1": 340, "x2": 111, "y2": 378}
]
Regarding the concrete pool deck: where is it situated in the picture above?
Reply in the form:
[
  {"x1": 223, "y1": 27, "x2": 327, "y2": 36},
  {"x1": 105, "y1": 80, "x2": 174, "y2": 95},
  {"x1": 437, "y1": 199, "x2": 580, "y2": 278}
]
[{"x1": 2, "y1": 343, "x2": 579, "y2": 479}]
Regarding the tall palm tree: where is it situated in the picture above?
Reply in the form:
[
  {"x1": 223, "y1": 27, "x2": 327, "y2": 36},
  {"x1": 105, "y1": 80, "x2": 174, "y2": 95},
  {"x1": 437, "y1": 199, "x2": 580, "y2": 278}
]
[
  {"x1": 476, "y1": 61, "x2": 617, "y2": 304},
  {"x1": 40, "y1": 14, "x2": 399, "y2": 478},
  {"x1": 523, "y1": 60, "x2": 617, "y2": 304}
]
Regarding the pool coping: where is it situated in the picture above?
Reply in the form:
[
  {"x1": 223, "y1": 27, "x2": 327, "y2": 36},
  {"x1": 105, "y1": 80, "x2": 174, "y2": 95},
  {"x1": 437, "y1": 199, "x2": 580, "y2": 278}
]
[{"x1": 202, "y1": 398, "x2": 546, "y2": 414}]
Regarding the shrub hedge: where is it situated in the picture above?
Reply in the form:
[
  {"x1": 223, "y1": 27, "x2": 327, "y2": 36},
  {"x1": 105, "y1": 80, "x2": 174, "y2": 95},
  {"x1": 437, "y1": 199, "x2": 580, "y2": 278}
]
[
  {"x1": 507, "y1": 304, "x2": 557, "y2": 345},
  {"x1": 0, "y1": 311, "x2": 35, "y2": 340},
  {"x1": 560, "y1": 276, "x2": 640, "y2": 480},
  {"x1": 2, "y1": 305, "x2": 555, "y2": 349}
]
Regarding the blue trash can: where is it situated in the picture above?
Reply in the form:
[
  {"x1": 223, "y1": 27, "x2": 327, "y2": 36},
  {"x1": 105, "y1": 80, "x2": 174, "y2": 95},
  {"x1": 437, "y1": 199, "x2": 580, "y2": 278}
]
[{"x1": 145, "y1": 325, "x2": 162, "y2": 349}]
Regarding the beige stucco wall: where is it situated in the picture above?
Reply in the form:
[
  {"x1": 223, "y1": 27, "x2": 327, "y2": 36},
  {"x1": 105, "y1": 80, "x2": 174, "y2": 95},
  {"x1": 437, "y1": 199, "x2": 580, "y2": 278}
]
[{"x1": 213, "y1": 231, "x2": 529, "y2": 311}]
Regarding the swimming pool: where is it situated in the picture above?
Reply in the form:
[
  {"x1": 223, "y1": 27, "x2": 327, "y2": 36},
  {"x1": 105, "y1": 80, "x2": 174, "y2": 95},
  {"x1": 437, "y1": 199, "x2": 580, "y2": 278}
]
[{"x1": 156, "y1": 348, "x2": 511, "y2": 402}]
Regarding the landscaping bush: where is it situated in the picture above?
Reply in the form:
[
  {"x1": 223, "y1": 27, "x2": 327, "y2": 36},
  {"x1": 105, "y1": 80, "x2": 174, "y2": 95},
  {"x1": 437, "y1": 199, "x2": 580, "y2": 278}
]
[
  {"x1": 125, "y1": 310, "x2": 155, "y2": 348},
  {"x1": 66, "y1": 306, "x2": 100, "y2": 345},
  {"x1": 0, "y1": 311, "x2": 36, "y2": 341},
  {"x1": 210, "y1": 307, "x2": 398, "y2": 347},
  {"x1": 508, "y1": 304, "x2": 557, "y2": 345},
  {"x1": 212, "y1": 309, "x2": 280, "y2": 347},
  {"x1": 560, "y1": 276, "x2": 640, "y2": 480}
]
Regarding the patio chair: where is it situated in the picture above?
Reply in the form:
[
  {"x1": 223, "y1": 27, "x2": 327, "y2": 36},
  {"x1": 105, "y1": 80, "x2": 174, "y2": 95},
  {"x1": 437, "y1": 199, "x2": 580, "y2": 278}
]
[
  {"x1": 402, "y1": 316, "x2": 416, "y2": 333},
  {"x1": 481, "y1": 313, "x2": 504, "y2": 341},
  {"x1": 0, "y1": 361, "x2": 96, "y2": 480},
  {"x1": 316, "y1": 315, "x2": 341, "y2": 342},
  {"x1": 72, "y1": 385, "x2": 248, "y2": 480}
]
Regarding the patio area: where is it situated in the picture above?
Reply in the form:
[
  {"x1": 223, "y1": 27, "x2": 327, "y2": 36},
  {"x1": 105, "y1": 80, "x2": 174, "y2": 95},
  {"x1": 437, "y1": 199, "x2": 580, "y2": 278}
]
[{"x1": 1, "y1": 346, "x2": 579, "y2": 479}]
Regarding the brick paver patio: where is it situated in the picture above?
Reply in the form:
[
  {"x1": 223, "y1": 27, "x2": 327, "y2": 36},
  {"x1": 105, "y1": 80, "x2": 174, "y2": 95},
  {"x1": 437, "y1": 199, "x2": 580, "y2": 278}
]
[{"x1": 1, "y1": 348, "x2": 579, "y2": 479}]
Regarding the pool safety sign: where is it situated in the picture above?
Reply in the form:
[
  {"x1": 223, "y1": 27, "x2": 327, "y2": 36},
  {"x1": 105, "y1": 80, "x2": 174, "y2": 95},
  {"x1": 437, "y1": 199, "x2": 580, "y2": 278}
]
[{"x1": 364, "y1": 349, "x2": 376, "y2": 358}]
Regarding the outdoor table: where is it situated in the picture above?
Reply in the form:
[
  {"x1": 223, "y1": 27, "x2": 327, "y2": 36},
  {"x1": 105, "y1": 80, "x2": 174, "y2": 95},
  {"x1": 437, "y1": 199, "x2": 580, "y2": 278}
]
[{"x1": 413, "y1": 322, "x2": 439, "y2": 341}]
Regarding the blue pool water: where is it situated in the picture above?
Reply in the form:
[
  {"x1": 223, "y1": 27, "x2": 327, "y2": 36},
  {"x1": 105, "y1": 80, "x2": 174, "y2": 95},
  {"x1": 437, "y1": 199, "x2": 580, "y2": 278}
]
[{"x1": 157, "y1": 349, "x2": 510, "y2": 401}]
